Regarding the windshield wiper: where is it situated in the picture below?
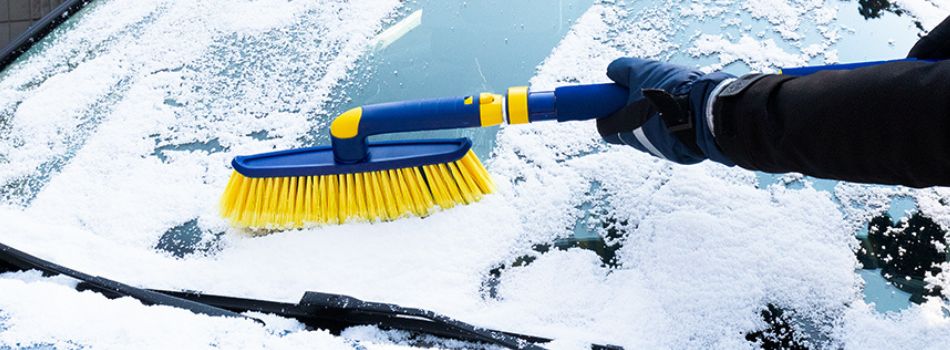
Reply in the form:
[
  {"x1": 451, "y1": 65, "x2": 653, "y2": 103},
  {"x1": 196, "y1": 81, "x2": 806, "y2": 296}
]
[
  {"x1": 152, "y1": 289, "x2": 556, "y2": 349},
  {"x1": 0, "y1": 242, "x2": 621, "y2": 350},
  {"x1": 0, "y1": 242, "x2": 248, "y2": 320}
]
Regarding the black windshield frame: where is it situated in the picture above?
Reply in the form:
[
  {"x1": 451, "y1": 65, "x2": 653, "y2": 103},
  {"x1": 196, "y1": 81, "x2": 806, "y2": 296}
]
[{"x1": 0, "y1": 0, "x2": 93, "y2": 72}]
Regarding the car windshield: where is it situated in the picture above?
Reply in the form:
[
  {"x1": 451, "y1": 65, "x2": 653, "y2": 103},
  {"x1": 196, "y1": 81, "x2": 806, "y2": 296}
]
[{"x1": 0, "y1": 0, "x2": 948, "y2": 348}]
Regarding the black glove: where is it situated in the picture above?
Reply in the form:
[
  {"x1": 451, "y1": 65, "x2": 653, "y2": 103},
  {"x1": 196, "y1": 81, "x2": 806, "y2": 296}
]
[{"x1": 599, "y1": 58, "x2": 736, "y2": 165}]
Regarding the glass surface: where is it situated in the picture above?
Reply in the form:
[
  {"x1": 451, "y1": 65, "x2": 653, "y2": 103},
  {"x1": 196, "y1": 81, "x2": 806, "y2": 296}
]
[
  {"x1": 0, "y1": 0, "x2": 947, "y2": 346},
  {"x1": 329, "y1": 0, "x2": 594, "y2": 157}
]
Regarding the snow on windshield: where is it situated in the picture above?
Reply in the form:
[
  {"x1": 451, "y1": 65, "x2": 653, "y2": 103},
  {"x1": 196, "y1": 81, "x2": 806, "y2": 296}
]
[{"x1": 1, "y1": 0, "x2": 950, "y2": 349}]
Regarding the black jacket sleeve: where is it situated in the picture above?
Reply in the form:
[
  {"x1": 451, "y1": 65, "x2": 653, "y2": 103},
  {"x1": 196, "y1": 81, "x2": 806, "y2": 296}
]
[
  {"x1": 712, "y1": 60, "x2": 950, "y2": 188},
  {"x1": 908, "y1": 15, "x2": 950, "y2": 60}
]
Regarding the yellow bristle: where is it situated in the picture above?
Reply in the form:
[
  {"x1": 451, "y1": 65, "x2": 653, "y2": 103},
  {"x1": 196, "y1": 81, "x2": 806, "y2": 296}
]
[
  {"x1": 303, "y1": 177, "x2": 313, "y2": 223},
  {"x1": 422, "y1": 164, "x2": 447, "y2": 209},
  {"x1": 362, "y1": 172, "x2": 379, "y2": 220},
  {"x1": 257, "y1": 179, "x2": 271, "y2": 225},
  {"x1": 368, "y1": 172, "x2": 386, "y2": 220},
  {"x1": 387, "y1": 171, "x2": 403, "y2": 215},
  {"x1": 354, "y1": 173, "x2": 367, "y2": 219},
  {"x1": 457, "y1": 160, "x2": 483, "y2": 202},
  {"x1": 378, "y1": 171, "x2": 398, "y2": 219},
  {"x1": 412, "y1": 168, "x2": 431, "y2": 214},
  {"x1": 411, "y1": 167, "x2": 435, "y2": 209},
  {"x1": 220, "y1": 150, "x2": 495, "y2": 230},
  {"x1": 461, "y1": 151, "x2": 493, "y2": 193},
  {"x1": 285, "y1": 177, "x2": 299, "y2": 227},
  {"x1": 308, "y1": 176, "x2": 319, "y2": 223},
  {"x1": 266, "y1": 178, "x2": 281, "y2": 224},
  {"x1": 255, "y1": 178, "x2": 269, "y2": 225},
  {"x1": 242, "y1": 178, "x2": 258, "y2": 225},
  {"x1": 318, "y1": 175, "x2": 328, "y2": 223},
  {"x1": 221, "y1": 172, "x2": 240, "y2": 218},
  {"x1": 391, "y1": 169, "x2": 412, "y2": 217},
  {"x1": 346, "y1": 175, "x2": 357, "y2": 220},
  {"x1": 293, "y1": 176, "x2": 305, "y2": 227},
  {"x1": 276, "y1": 177, "x2": 290, "y2": 226},
  {"x1": 399, "y1": 168, "x2": 425, "y2": 215},
  {"x1": 252, "y1": 179, "x2": 264, "y2": 224},
  {"x1": 447, "y1": 162, "x2": 475, "y2": 204},
  {"x1": 235, "y1": 174, "x2": 252, "y2": 214},
  {"x1": 340, "y1": 174, "x2": 353, "y2": 222},
  {"x1": 433, "y1": 164, "x2": 457, "y2": 204},
  {"x1": 381, "y1": 171, "x2": 397, "y2": 218},
  {"x1": 330, "y1": 175, "x2": 338, "y2": 223},
  {"x1": 259, "y1": 179, "x2": 270, "y2": 222}
]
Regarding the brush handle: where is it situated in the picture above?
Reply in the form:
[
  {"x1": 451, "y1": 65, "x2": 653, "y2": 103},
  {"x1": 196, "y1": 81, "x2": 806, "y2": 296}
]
[
  {"x1": 329, "y1": 84, "x2": 629, "y2": 163},
  {"x1": 509, "y1": 58, "x2": 942, "y2": 125},
  {"x1": 508, "y1": 59, "x2": 938, "y2": 124},
  {"x1": 330, "y1": 92, "x2": 506, "y2": 163},
  {"x1": 329, "y1": 59, "x2": 932, "y2": 163},
  {"x1": 505, "y1": 83, "x2": 628, "y2": 125}
]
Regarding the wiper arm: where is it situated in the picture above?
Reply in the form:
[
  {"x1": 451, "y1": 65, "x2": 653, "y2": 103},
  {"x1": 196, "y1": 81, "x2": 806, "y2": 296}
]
[{"x1": 0, "y1": 242, "x2": 622, "y2": 350}]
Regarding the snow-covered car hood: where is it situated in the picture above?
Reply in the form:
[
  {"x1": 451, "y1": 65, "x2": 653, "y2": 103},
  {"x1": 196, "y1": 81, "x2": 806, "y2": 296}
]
[{"x1": 1, "y1": 0, "x2": 950, "y2": 348}]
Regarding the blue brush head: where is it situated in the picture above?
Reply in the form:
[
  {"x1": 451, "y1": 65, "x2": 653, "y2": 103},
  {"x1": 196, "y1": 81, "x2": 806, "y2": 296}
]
[{"x1": 232, "y1": 138, "x2": 473, "y2": 178}]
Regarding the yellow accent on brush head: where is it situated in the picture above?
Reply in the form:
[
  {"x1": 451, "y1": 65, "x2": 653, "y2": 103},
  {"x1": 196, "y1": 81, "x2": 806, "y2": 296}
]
[
  {"x1": 220, "y1": 150, "x2": 494, "y2": 230},
  {"x1": 464, "y1": 96, "x2": 473, "y2": 105},
  {"x1": 330, "y1": 107, "x2": 363, "y2": 139},
  {"x1": 506, "y1": 86, "x2": 529, "y2": 125},
  {"x1": 478, "y1": 92, "x2": 504, "y2": 127}
]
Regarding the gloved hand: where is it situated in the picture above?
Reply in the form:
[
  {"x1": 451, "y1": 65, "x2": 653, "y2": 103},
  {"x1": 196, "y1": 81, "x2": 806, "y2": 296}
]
[
  {"x1": 598, "y1": 57, "x2": 736, "y2": 166},
  {"x1": 908, "y1": 15, "x2": 950, "y2": 60}
]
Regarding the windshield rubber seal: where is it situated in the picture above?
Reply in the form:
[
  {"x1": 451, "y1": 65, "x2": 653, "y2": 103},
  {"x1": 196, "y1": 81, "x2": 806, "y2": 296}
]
[{"x1": 0, "y1": 0, "x2": 94, "y2": 72}]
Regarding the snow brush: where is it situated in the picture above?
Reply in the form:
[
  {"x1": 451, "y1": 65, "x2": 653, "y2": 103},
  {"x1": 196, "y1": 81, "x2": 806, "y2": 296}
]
[
  {"x1": 220, "y1": 84, "x2": 629, "y2": 229},
  {"x1": 220, "y1": 58, "x2": 928, "y2": 229}
]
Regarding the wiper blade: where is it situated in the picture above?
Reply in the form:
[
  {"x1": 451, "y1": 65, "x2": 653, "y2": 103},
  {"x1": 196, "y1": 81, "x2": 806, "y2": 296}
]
[
  {"x1": 153, "y1": 290, "x2": 566, "y2": 349},
  {"x1": 0, "y1": 242, "x2": 249, "y2": 320},
  {"x1": 0, "y1": 242, "x2": 622, "y2": 350}
]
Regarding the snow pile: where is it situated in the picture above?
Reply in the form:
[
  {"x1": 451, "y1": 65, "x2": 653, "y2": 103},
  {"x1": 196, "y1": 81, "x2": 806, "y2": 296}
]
[
  {"x1": 485, "y1": 1, "x2": 950, "y2": 348},
  {"x1": 0, "y1": 0, "x2": 414, "y2": 347},
  {"x1": 478, "y1": 4, "x2": 858, "y2": 347},
  {"x1": 893, "y1": 0, "x2": 950, "y2": 30},
  {"x1": 487, "y1": 0, "x2": 950, "y2": 347},
  {"x1": 690, "y1": 34, "x2": 805, "y2": 71},
  {"x1": 682, "y1": 0, "x2": 844, "y2": 71},
  {"x1": 0, "y1": 0, "x2": 949, "y2": 349},
  {"x1": 0, "y1": 0, "x2": 400, "y2": 243}
]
